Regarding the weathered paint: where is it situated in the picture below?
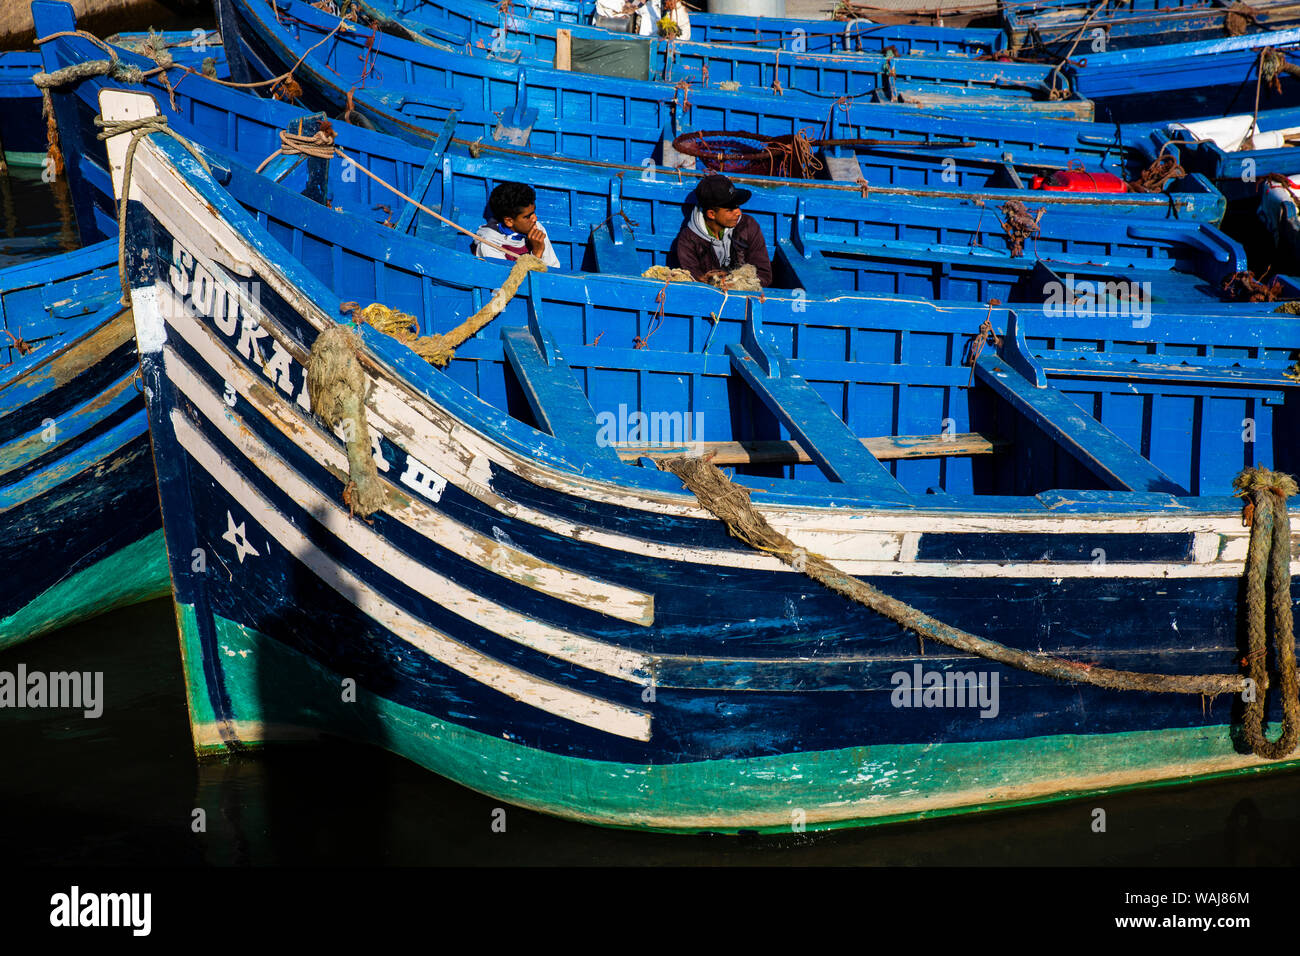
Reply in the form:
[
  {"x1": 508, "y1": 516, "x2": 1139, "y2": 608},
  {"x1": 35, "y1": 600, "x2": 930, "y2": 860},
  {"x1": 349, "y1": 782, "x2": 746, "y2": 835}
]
[
  {"x1": 114, "y1": 124, "x2": 1300, "y2": 834},
  {"x1": 193, "y1": 609, "x2": 1300, "y2": 834},
  {"x1": 0, "y1": 530, "x2": 169, "y2": 651}
]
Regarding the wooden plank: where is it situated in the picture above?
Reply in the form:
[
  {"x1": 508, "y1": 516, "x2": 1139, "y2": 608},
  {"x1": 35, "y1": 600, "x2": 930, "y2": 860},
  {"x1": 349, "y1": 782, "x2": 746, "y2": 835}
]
[
  {"x1": 615, "y1": 432, "x2": 1008, "y2": 465},
  {"x1": 1037, "y1": 355, "x2": 1300, "y2": 389},
  {"x1": 590, "y1": 222, "x2": 641, "y2": 275},
  {"x1": 774, "y1": 238, "x2": 843, "y2": 296},
  {"x1": 726, "y1": 335, "x2": 908, "y2": 496},
  {"x1": 555, "y1": 28, "x2": 572, "y2": 71},
  {"x1": 501, "y1": 325, "x2": 619, "y2": 460},
  {"x1": 975, "y1": 352, "x2": 1188, "y2": 495}
]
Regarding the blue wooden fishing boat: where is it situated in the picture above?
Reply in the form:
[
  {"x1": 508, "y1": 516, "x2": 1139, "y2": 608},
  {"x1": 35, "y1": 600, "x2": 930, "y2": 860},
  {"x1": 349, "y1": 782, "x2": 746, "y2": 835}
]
[
  {"x1": 1065, "y1": 28, "x2": 1300, "y2": 123},
  {"x1": 33, "y1": 0, "x2": 1231, "y2": 302},
  {"x1": 196, "y1": 0, "x2": 1240, "y2": 221},
  {"x1": 0, "y1": 239, "x2": 167, "y2": 651},
  {"x1": 363, "y1": 0, "x2": 1008, "y2": 54},
  {"x1": 342, "y1": 0, "x2": 1094, "y2": 118},
  {"x1": 215, "y1": 0, "x2": 1099, "y2": 168},
  {"x1": 0, "y1": 28, "x2": 227, "y2": 169},
  {"x1": 37, "y1": 14, "x2": 1263, "y2": 310},
  {"x1": 1005, "y1": 0, "x2": 1300, "y2": 57},
  {"x1": 1156, "y1": 109, "x2": 1300, "y2": 201},
  {"x1": 103, "y1": 88, "x2": 1300, "y2": 832}
]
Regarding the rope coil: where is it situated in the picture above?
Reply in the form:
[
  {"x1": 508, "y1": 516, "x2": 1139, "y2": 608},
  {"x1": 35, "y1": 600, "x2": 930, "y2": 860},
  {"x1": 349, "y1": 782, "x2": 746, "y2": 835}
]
[
  {"x1": 306, "y1": 255, "x2": 545, "y2": 517},
  {"x1": 671, "y1": 129, "x2": 823, "y2": 179}
]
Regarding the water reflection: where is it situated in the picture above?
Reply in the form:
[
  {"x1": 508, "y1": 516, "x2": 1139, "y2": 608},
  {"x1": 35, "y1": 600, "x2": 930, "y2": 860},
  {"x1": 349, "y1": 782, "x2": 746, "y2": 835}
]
[{"x1": 1, "y1": 599, "x2": 1298, "y2": 865}]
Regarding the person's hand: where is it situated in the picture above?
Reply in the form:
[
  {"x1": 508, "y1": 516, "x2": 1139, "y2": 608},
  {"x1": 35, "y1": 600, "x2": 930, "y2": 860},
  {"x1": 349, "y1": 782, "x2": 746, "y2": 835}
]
[{"x1": 525, "y1": 224, "x2": 547, "y2": 257}]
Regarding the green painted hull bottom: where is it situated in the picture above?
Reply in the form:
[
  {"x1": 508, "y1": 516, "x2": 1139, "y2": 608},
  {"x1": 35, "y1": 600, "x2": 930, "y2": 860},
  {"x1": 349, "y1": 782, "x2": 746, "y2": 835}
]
[
  {"x1": 178, "y1": 606, "x2": 1300, "y2": 835},
  {"x1": 0, "y1": 530, "x2": 171, "y2": 652},
  {"x1": 2, "y1": 151, "x2": 47, "y2": 169}
]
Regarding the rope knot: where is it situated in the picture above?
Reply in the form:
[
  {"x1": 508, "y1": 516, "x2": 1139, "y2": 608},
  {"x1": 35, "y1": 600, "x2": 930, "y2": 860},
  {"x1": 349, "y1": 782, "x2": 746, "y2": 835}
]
[
  {"x1": 1234, "y1": 466, "x2": 1300, "y2": 506},
  {"x1": 998, "y1": 200, "x2": 1044, "y2": 257}
]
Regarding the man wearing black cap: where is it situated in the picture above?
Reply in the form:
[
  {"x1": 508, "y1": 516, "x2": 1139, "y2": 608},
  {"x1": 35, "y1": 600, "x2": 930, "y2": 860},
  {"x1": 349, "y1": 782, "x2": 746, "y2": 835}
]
[{"x1": 670, "y1": 173, "x2": 773, "y2": 287}]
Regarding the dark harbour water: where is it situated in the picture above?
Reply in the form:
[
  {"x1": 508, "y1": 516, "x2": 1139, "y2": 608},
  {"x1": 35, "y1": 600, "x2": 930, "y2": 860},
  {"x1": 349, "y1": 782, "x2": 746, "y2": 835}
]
[
  {"x1": 7, "y1": 597, "x2": 1300, "y2": 868},
  {"x1": 3, "y1": 32, "x2": 1300, "y2": 872}
]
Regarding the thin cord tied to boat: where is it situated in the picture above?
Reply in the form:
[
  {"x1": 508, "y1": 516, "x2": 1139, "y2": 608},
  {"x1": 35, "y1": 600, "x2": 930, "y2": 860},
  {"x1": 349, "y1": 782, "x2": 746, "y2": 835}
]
[
  {"x1": 93, "y1": 114, "x2": 212, "y2": 306},
  {"x1": 252, "y1": 126, "x2": 518, "y2": 257},
  {"x1": 659, "y1": 455, "x2": 1254, "y2": 699},
  {"x1": 1233, "y1": 467, "x2": 1298, "y2": 758}
]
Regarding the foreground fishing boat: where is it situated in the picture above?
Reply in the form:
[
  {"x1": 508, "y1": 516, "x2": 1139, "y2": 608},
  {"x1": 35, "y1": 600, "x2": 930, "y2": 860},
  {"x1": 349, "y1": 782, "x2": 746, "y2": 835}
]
[
  {"x1": 106, "y1": 89, "x2": 1300, "y2": 832},
  {"x1": 0, "y1": 240, "x2": 167, "y2": 651}
]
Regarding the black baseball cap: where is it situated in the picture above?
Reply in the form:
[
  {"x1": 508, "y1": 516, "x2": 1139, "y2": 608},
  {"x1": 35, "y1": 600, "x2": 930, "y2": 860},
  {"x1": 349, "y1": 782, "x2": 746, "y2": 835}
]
[{"x1": 696, "y1": 174, "x2": 751, "y2": 210}]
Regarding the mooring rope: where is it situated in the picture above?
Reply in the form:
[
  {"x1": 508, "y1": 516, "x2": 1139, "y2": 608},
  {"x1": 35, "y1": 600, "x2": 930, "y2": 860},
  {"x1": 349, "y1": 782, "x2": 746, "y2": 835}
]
[
  {"x1": 1225, "y1": 2, "x2": 1261, "y2": 36},
  {"x1": 659, "y1": 457, "x2": 1299, "y2": 758},
  {"x1": 341, "y1": 254, "x2": 546, "y2": 367},
  {"x1": 93, "y1": 115, "x2": 212, "y2": 306},
  {"x1": 1129, "y1": 154, "x2": 1186, "y2": 193},
  {"x1": 305, "y1": 254, "x2": 545, "y2": 517},
  {"x1": 1236, "y1": 468, "x2": 1299, "y2": 757},
  {"x1": 31, "y1": 29, "x2": 165, "y2": 176}
]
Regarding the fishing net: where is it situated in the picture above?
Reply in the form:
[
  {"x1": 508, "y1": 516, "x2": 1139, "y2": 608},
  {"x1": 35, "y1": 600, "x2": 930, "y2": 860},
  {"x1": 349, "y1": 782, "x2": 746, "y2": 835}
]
[{"x1": 672, "y1": 130, "x2": 823, "y2": 179}]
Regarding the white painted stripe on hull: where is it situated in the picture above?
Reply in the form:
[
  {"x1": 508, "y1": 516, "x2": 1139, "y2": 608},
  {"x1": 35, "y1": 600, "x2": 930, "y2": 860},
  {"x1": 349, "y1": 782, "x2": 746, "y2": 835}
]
[
  {"x1": 158, "y1": 286, "x2": 1290, "y2": 581},
  {"x1": 169, "y1": 411, "x2": 654, "y2": 741},
  {"x1": 158, "y1": 287, "x2": 656, "y2": 625},
  {"x1": 165, "y1": 346, "x2": 654, "y2": 683},
  {"x1": 135, "y1": 143, "x2": 1295, "y2": 583}
]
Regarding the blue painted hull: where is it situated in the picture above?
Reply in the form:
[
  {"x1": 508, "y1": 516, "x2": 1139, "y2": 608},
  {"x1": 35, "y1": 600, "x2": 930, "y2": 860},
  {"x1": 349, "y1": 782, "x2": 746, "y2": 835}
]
[
  {"x1": 1006, "y1": 0, "x2": 1300, "y2": 56},
  {"x1": 217, "y1": 0, "x2": 1091, "y2": 160},
  {"x1": 352, "y1": 0, "x2": 1091, "y2": 119},
  {"x1": 413, "y1": 0, "x2": 1007, "y2": 53},
  {"x1": 1068, "y1": 29, "x2": 1300, "y2": 124},
  {"x1": 112, "y1": 0, "x2": 1223, "y2": 223},
  {"x1": 103, "y1": 97, "x2": 1300, "y2": 829},
  {"x1": 0, "y1": 242, "x2": 167, "y2": 650}
]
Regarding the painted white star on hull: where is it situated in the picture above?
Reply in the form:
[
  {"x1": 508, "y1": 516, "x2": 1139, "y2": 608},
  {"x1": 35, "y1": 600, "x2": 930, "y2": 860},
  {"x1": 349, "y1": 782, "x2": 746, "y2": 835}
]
[{"x1": 221, "y1": 511, "x2": 260, "y2": 564}]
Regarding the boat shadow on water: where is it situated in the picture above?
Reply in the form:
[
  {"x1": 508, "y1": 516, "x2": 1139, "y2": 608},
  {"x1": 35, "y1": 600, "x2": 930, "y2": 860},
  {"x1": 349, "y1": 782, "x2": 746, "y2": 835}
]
[{"x1": 3, "y1": 599, "x2": 1300, "y2": 864}]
